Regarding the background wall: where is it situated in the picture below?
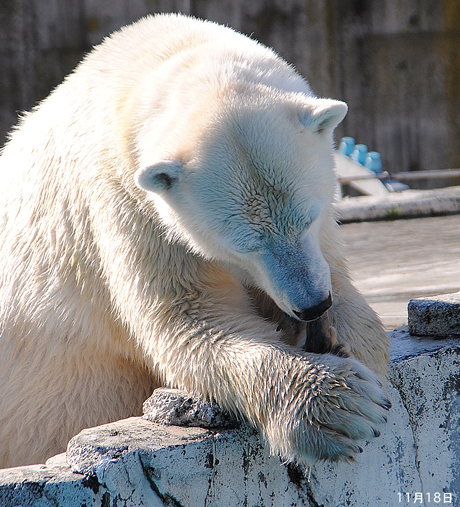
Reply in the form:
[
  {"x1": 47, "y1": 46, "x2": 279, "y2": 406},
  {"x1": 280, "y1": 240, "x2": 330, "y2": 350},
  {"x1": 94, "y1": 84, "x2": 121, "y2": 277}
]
[{"x1": 1, "y1": 0, "x2": 459, "y2": 174}]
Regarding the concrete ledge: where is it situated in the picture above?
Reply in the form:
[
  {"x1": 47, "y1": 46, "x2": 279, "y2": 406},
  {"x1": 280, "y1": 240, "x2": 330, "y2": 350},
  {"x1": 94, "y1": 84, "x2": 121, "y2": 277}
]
[
  {"x1": 335, "y1": 186, "x2": 460, "y2": 223},
  {"x1": 408, "y1": 292, "x2": 460, "y2": 337},
  {"x1": 1, "y1": 326, "x2": 459, "y2": 506}
]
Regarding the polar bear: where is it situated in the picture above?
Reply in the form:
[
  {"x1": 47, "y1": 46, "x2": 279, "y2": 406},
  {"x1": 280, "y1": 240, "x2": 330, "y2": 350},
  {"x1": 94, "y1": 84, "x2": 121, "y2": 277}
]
[{"x1": 0, "y1": 13, "x2": 390, "y2": 469}]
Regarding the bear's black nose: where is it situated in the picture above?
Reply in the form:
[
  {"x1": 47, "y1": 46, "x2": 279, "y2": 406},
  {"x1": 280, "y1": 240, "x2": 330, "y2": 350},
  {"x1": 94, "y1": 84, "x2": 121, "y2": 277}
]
[{"x1": 294, "y1": 294, "x2": 332, "y2": 322}]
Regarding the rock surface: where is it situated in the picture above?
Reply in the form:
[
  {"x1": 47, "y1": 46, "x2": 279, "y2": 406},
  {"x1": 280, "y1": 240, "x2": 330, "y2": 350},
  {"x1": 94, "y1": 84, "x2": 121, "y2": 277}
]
[
  {"x1": 408, "y1": 291, "x2": 460, "y2": 337},
  {"x1": 142, "y1": 388, "x2": 237, "y2": 429}
]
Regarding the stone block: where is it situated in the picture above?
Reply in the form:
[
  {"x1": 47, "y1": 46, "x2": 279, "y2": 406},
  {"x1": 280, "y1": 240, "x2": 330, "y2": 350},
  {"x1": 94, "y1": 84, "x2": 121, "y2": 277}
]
[
  {"x1": 408, "y1": 292, "x2": 460, "y2": 337},
  {"x1": 142, "y1": 388, "x2": 237, "y2": 429}
]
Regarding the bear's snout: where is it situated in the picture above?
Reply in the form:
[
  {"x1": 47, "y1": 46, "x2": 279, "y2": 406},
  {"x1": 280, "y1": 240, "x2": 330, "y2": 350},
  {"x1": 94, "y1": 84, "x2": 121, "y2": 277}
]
[
  {"x1": 257, "y1": 235, "x2": 333, "y2": 321},
  {"x1": 293, "y1": 292, "x2": 332, "y2": 322}
]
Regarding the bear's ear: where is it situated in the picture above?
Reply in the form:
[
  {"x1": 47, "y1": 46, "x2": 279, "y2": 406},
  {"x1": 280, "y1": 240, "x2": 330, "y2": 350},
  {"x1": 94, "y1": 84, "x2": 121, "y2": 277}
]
[
  {"x1": 299, "y1": 100, "x2": 348, "y2": 134},
  {"x1": 134, "y1": 160, "x2": 182, "y2": 193}
]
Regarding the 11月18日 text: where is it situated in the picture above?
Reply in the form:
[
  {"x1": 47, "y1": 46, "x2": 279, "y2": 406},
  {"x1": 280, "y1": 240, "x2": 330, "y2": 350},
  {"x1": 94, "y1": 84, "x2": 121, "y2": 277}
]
[{"x1": 397, "y1": 492, "x2": 454, "y2": 504}]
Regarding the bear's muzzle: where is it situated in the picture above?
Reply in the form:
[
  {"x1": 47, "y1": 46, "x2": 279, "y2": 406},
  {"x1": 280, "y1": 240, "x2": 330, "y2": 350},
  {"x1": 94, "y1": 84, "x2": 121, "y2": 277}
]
[{"x1": 293, "y1": 293, "x2": 332, "y2": 322}]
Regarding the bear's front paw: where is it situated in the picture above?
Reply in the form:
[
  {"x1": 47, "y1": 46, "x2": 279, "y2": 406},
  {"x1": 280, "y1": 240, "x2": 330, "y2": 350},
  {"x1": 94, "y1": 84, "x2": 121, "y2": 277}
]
[{"x1": 266, "y1": 356, "x2": 391, "y2": 465}]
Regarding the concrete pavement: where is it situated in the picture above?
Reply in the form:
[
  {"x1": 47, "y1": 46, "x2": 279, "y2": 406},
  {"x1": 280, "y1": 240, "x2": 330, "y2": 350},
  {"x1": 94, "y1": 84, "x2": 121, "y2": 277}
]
[{"x1": 341, "y1": 213, "x2": 460, "y2": 330}]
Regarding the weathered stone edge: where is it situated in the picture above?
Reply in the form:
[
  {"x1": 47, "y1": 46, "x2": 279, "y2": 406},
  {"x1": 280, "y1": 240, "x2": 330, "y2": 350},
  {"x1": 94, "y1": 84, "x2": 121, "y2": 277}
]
[{"x1": 335, "y1": 186, "x2": 460, "y2": 223}]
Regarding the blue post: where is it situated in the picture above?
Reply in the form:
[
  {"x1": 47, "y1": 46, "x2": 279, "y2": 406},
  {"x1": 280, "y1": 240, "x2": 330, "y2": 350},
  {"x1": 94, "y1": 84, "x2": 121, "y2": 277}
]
[
  {"x1": 338, "y1": 137, "x2": 355, "y2": 156},
  {"x1": 365, "y1": 151, "x2": 383, "y2": 173},
  {"x1": 351, "y1": 144, "x2": 368, "y2": 165}
]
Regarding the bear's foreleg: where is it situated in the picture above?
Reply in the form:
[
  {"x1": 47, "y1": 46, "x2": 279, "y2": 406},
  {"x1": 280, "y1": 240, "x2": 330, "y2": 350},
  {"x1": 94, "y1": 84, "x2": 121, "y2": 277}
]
[
  {"x1": 133, "y1": 274, "x2": 391, "y2": 466},
  {"x1": 97, "y1": 209, "x2": 391, "y2": 465}
]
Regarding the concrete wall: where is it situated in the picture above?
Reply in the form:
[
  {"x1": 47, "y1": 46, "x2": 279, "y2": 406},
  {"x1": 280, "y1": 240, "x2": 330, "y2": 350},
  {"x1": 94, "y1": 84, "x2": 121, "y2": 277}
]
[{"x1": 1, "y1": 0, "x2": 460, "y2": 175}]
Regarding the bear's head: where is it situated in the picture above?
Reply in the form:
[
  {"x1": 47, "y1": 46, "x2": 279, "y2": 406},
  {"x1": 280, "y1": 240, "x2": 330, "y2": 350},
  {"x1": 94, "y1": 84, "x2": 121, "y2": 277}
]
[{"x1": 134, "y1": 91, "x2": 347, "y2": 323}]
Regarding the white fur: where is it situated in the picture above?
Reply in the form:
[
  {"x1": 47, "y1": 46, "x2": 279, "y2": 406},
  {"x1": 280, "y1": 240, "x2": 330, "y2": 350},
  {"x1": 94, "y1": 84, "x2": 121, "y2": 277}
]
[{"x1": 0, "y1": 14, "x2": 389, "y2": 468}]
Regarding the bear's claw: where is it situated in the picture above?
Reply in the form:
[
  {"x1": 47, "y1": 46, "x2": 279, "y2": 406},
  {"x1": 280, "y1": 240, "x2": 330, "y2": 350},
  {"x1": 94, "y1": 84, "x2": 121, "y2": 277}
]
[{"x1": 270, "y1": 354, "x2": 392, "y2": 465}]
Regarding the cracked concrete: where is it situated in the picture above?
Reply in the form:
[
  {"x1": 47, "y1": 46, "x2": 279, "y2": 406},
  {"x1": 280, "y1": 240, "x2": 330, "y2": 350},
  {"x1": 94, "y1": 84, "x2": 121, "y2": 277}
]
[
  {"x1": 389, "y1": 343, "x2": 460, "y2": 494},
  {"x1": 1, "y1": 327, "x2": 459, "y2": 506}
]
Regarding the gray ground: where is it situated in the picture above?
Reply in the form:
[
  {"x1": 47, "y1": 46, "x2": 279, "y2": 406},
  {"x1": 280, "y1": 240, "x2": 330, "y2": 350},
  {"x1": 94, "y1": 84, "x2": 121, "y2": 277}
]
[{"x1": 341, "y1": 214, "x2": 460, "y2": 330}]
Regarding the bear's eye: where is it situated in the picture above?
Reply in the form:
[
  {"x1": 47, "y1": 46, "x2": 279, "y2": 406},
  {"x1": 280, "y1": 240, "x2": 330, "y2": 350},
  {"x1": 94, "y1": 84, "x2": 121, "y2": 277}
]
[
  {"x1": 232, "y1": 234, "x2": 264, "y2": 254},
  {"x1": 297, "y1": 205, "x2": 322, "y2": 236},
  {"x1": 245, "y1": 244, "x2": 262, "y2": 253},
  {"x1": 234, "y1": 243, "x2": 262, "y2": 254}
]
